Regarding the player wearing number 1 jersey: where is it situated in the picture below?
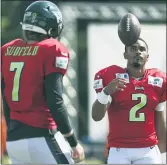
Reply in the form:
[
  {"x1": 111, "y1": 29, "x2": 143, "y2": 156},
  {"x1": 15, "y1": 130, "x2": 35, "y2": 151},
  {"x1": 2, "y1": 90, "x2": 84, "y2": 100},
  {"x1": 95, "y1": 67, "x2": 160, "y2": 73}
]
[
  {"x1": 1, "y1": 1, "x2": 84, "y2": 164},
  {"x1": 92, "y1": 38, "x2": 166, "y2": 164}
]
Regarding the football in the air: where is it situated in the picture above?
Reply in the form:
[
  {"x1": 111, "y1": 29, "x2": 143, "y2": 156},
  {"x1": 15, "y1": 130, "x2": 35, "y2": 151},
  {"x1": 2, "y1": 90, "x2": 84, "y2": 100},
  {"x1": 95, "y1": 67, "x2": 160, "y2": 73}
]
[{"x1": 118, "y1": 13, "x2": 141, "y2": 46}]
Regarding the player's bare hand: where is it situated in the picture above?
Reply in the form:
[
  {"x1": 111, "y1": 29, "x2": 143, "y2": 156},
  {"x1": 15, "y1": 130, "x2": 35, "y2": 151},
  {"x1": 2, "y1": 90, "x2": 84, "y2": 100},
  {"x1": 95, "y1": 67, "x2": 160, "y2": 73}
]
[
  {"x1": 72, "y1": 143, "x2": 85, "y2": 163},
  {"x1": 104, "y1": 78, "x2": 127, "y2": 95}
]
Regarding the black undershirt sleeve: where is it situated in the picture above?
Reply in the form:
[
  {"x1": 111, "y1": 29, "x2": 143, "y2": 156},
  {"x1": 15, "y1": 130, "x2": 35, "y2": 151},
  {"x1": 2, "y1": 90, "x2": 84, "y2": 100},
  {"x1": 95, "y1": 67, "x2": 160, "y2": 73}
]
[{"x1": 44, "y1": 72, "x2": 72, "y2": 134}]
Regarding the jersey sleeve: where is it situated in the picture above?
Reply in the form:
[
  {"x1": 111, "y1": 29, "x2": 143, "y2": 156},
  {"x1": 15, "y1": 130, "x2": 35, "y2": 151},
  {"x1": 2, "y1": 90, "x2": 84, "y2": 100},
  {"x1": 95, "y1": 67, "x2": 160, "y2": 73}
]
[
  {"x1": 44, "y1": 45, "x2": 70, "y2": 76},
  {"x1": 159, "y1": 73, "x2": 166, "y2": 103},
  {"x1": 93, "y1": 70, "x2": 106, "y2": 93}
]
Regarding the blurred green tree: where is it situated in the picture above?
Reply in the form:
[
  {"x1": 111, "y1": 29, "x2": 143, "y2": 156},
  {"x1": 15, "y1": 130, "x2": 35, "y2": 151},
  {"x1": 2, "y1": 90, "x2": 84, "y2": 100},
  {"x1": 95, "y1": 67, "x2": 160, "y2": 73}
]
[{"x1": 1, "y1": 1, "x2": 34, "y2": 45}]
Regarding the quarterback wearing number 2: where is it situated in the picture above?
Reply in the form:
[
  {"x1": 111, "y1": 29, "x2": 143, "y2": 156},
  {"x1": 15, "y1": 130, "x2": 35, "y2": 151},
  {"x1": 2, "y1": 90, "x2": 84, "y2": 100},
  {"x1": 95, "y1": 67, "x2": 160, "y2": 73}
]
[{"x1": 92, "y1": 38, "x2": 166, "y2": 164}]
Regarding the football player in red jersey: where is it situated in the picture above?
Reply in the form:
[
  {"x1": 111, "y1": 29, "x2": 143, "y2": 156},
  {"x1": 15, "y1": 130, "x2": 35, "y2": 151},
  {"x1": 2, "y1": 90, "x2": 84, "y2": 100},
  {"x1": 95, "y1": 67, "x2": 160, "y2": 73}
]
[
  {"x1": 1, "y1": 1, "x2": 84, "y2": 164},
  {"x1": 92, "y1": 38, "x2": 166, "y2": 164}
]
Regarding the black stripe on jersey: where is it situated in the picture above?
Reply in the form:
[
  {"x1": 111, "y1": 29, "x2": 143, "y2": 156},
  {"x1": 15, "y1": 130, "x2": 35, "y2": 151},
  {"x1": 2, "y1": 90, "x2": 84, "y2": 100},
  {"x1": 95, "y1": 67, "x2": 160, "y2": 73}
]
[{"x1": 45, "y1": 136, "x2": 69, "y2": 164}]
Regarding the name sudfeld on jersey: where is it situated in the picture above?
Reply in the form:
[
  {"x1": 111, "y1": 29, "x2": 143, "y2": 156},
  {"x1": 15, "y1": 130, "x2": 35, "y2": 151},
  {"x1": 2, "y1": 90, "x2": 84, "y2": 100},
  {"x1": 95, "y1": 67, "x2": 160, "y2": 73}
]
[{"x1": 5, "y1": 46, "x2": 39, "y2": 56}]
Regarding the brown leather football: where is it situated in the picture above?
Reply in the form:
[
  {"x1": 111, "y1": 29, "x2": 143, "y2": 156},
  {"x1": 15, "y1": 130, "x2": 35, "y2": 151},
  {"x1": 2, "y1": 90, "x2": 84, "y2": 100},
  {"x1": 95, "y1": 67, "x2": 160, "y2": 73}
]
[{"x1": 118, "y1": 13, "x2": 141, "y2": 46}]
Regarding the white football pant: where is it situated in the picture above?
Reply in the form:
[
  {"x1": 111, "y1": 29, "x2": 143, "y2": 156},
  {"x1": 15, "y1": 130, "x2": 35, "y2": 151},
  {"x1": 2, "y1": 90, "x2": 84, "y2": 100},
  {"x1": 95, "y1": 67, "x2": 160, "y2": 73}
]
[
  {"x1": 107, "y1": 145, "x2": 163, "y2": 164},
  {"x1": 7, "y1": 131, "x2": 74, "y2": 164}
]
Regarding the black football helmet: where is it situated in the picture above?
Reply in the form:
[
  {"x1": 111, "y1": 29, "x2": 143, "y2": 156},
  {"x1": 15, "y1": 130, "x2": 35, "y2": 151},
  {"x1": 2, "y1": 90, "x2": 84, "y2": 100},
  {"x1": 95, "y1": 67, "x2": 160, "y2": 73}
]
[{"x1": 21, "y1": 1, "x2": 64, "y2": 41}]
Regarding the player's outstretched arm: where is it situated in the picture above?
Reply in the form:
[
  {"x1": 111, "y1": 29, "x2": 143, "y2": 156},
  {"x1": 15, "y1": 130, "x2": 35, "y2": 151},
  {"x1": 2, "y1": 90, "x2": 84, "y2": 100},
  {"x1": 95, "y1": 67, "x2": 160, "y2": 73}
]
[
  {"x1": 155, "y1": 102, "x2": 166, "y2": 154},
  {"x1": 44, "y1": 72, "x2": 85, "y2": 162}
]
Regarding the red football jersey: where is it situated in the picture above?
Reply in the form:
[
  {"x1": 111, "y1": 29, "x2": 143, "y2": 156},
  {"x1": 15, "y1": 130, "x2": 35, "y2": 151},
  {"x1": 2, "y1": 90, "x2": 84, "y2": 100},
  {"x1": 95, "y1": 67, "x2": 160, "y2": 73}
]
[
  {"x1": 94, "y1": 65, "x2": 166, "y2": 148},
  {"x1": 1, "y1": 38, "x2": 70, "y2": 129}
]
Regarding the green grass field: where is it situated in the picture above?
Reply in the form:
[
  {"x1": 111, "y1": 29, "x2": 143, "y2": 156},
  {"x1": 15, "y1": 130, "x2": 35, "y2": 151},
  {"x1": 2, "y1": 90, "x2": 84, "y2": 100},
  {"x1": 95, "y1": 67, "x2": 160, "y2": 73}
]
[{"x1": 84, "y1": 158, "x2": 103, "y2": 164}]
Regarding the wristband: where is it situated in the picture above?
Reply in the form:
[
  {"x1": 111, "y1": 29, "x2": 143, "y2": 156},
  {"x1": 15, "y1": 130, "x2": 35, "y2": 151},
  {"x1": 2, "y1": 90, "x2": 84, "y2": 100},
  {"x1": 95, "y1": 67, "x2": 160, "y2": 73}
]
[
  {"x1": 65, "y1": 133, "x2": 78, "y2": 147},
  {"x1": 97, "y1": 89, "x2": 110, "y2": 104}
]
